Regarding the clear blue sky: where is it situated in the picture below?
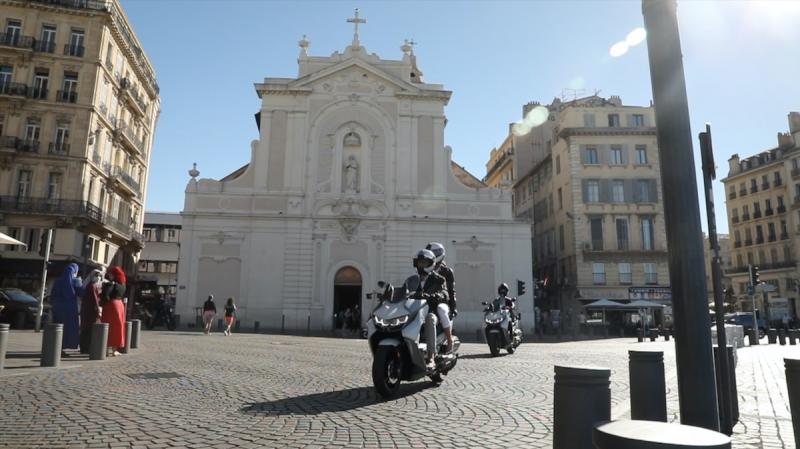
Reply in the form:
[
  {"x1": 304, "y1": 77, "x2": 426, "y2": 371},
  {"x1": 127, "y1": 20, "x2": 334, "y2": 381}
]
[{"x1": 123, "y1": 0, "x2": 800, "y2": 234}]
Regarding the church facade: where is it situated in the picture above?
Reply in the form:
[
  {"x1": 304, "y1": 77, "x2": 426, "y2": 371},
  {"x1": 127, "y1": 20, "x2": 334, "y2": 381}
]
[{"x1": 176, "y1": 20, "x2": 533, "y2": 335}]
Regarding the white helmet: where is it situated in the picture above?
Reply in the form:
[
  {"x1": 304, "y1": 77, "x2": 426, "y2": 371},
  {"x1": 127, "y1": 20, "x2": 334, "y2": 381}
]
[
  {"x1": 414, "y1": 249, "x2": 436, "y2": 274},
  {"x1": 425, "y1": 242, "x2": 445, "y2": 264}
]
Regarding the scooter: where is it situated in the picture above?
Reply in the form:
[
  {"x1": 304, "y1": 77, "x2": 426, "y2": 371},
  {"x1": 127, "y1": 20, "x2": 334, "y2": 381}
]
[
  {"x1": 482, "y1": 299, "x2": 522, "y2": 356},
  {"x1": 366, "y1": 281, "x2": 460, "y2": 399}
]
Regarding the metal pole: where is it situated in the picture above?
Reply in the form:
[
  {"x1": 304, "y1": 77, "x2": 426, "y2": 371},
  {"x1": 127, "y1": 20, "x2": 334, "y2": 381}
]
[
  {"x1": 35, "y1": 228, "x2": 53, "y2": 333},
  {"x1": 700, "y1": 124, "x2": 733, "y2": 435},
  {"x1": 642, "y1": 0, "x2": 719, "y2": 431},
  {"x1": 785, "y1": 358, "x2": 800, "y2": 448},
  {"x1": 749, "y1": 283, "x2": 759, "y2": 345}
]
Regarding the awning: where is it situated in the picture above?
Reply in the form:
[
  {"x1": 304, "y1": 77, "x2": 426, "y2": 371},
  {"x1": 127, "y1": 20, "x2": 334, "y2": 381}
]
[
  {"x1": 625, "y1": 299, "x2": 666, "y2": 309},
  {"x1": 0, "y1": 231, "x2": 26, "y2": 247},
  {"x1": 583, "y1": 299, "x2": 625, "y2": 309}
]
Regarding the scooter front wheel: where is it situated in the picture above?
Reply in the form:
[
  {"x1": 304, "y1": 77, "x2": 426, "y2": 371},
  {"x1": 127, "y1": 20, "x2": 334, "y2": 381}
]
[{"x1": 372, "y1": 346, "x2": 402, "y2": 399}]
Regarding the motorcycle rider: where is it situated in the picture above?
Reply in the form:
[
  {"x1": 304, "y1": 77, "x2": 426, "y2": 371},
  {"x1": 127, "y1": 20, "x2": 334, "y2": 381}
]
[
  {"x1": 403, "y1": 249, "x2": 450, "y2": 368},
  {"x1": 426, "y1": 242, "x2": 457, "y2": 326},
  {"x1": 495, "y1": 283, "x2": 518, "y2": 322}
]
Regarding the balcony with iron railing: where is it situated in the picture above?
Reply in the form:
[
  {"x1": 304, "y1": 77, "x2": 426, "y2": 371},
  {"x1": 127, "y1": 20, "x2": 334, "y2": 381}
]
[
  {"x1": 0, "y1": 33, "x2": 34, "y2": 50},
  {"x1": 782, "y1": 232, "x2": 790, "y2": 240},
  {"x1": 734, "y1": 240, "x2": 742, "y2": 248},
  {"x1": 116, "y1": 124, "x2": 144, "y2": 154},
  {"x1": 742, "y1": 213, "x2": 751, "y2": 221},
  {"x1": 732, "y1": 216, "x2": 740, "y2": 224},
  {"x1": 56, "y1": 90, "x2": 77, "y2": 103},
  {"x1": 750, "y1": 186, "x2": 758, "y2": 194},
  {"x1": 753, "y1": 210, "x2": 762, "y2": 219},
  {"x1": 756, "y1": 236, "x2": 765, "y2": 245},
  {"x1": 112, "y1": 165, "x2": 141, "y2": 196},
  {"x1": 739, "y1": 189, "x2": 748, "y2": 196},
  {"x1": 15, "y1": 139, "x2": 39, "y2": 153},
  {"x1": 768, "y1": 234, "x2": 777, "y2": 243},
  {"x1": 765, "y1": 208, "x2": 774, "y2": 216},
  {"x1": 762, "y1": 182, "x2": 770, "y2": 190},
  {"x1": 729, "y1": 192, "x2": 737, "y2": 200},
  {"x1": 0, "y1": 82, "x2": 29, "y2": 97},
  {"x1": 26, "y1": 0, "x2": 111, "y2": 12},
  {"x1": 48, "y1": 142, "x2": 69, "y2": 155},
  {"x1": 32, "y1": 40, "x2": 55, "y2": 53},
  {"x1": 26, "y1": 86, "x2": 47, "y2": 100},
  {"x1": 119, "y1": 78, "x2": 147, "y2": 115},
  {"x1": 63, "y1": 44, "x2": 84, "y2": 57},
  {"x1": 775, "y1": 178, "x2": 783, "y2": 187},
  {"x1": 644, "y1": 273, "x2": 658, "y2": 285},
  {"x1": 793, "y1": 167, "x2": 800, "y2": 180},
  {"x1": 745, "y1": 239, "x2": 753, "y2": 246},
  {"x1": 778, "y1": 205, "x2": 787, "y2": 214}
]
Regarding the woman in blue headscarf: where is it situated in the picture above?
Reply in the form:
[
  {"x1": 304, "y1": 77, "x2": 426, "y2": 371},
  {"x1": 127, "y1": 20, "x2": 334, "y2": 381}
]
[{"x1": 51, "y1": 263, "x2": 83, "y2": 356}]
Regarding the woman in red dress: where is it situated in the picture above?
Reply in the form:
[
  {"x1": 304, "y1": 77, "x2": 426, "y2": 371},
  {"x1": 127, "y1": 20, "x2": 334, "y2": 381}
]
[{"x1": 101, "y1": 266, "x2": 127, "y2": 356}]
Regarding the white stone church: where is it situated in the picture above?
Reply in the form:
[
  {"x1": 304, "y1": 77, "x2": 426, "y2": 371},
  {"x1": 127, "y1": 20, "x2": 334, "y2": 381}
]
[{"x1": 176, "y1": 14, "x2": 533, "y2": 335}]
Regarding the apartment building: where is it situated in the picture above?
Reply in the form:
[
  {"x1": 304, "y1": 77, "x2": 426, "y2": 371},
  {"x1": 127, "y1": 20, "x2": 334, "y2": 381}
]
[
  {"x1": 134, "y1": 212, "x2": 180, "y2": 303},
  {"x1": 722, "y1": 112, "x2": 800, "y2": 322},
  {"x1": 511, "y1": 95, "x2": 670, "y2": 329},
  {"x1": 0, "y1": 0, "x2": 160, "y2": 292}
]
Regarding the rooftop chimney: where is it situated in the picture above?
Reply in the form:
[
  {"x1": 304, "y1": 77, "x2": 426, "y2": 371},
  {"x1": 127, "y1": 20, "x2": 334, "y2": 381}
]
[
  {"x1": 789, "y1": 112, "x2": 800, "y2": 146},
  {"x1": 728, "y1": 154, "x2": 741, "y2": 177}
]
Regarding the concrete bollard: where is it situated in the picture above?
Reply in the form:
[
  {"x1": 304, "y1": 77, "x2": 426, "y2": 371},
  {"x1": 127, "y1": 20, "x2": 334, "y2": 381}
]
[
  {"x1": 620, "y1": 327, "x2": 625, "y2": 338},
  {"x1": 593, "y1": 420, "x2": 731, "y2": 449},
  {"x1": 119, "y1": 321, "x2": 132, "y2": 354},
  {"x1": 748, "y1": 328, "x2": 759, "y2": 346},
  {"x1": 790, "y1": 330, "x2": 798, "y2": 346},
  {"x1": 281, "y1": 315, "x2": 285, "y2": 334},
  {"x1": 306, "y1": 315, "x2": 311, "y2": 336},
  {"x1": 768, "y1": 328, "x2": 778, "y2": 344},
  {"x1": 784, "y1": 358, "x2": 800, "y2": 449},
  {"x1": 217, "y1": 318, "x2": 224, "y2": 332},
  {"x1": 553, "y1": 365, "x2": 611, "y2": 449},
  {"x1": 41, "y1": 323, "x2": 63, "y2": 367},
  {"x1": 649, "y1": 330, "x2": 658, "y2": 342},
  {"x1": 0, "y1": 323, "x2": 9, "y2": 372},
  {"x1": 234, "y1": 319, "x2": 241, "y2": 332},
  {"x1": 254, "y1": 321, "x2": 260, "y2": 333},
  {"x1": 637, "y1": 327, "x2": 644, "y2": 343},
  {"x1": 629, "y1": 350, "x2": 667, "y2": 422},
  {"x1": 779, "y1": 329, "x2": 787, "y2": 346},
  {"x1": 90, "y1": 323, "x2": 108, "y2": 361},
  {"x1": 726, "y1": 346, "x2": 739, "y2": 424},
  {"x1": 664, "y1": 330, "x2": 671, "y2": 342},
  {"x1": 130, "y1": 319, "x2": 141, "y2": 349}
]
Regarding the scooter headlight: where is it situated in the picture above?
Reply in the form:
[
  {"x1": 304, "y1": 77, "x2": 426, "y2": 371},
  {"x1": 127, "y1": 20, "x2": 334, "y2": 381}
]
[{"x1": 375, "y1": 315, "x2": 409, "y2": 329}]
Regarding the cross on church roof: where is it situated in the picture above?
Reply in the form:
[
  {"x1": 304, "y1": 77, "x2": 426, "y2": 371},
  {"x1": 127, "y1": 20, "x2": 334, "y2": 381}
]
[{"x1": 347, "y1": 8, "x2": 366, "y2": 49}]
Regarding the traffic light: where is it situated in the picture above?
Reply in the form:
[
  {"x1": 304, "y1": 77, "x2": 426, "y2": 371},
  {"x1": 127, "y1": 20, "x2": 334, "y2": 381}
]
[
  {"x1": 749, "y1": 264, "x2": 761, "y2": 287},
  {"x1": 517, "y1": 280, "x2": 526, "y2": 296}
]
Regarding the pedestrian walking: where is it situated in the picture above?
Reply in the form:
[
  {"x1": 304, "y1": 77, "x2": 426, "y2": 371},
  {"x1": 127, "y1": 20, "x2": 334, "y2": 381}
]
[
  {"x1": 79, "y1": 269, "x2": 103, "y2": 354},
  {"x1": 101, "y1": 266, "x2": 127, "y2": 357},
  {"x1": 51, "y1": 263, "x2": 83, "y2": 357},
  {"x1": 223, "y1": 297, "x2": 237, "y2": 336},
  {"x1": 202, "y1": 295, "x2": 216, "y2": 335}
]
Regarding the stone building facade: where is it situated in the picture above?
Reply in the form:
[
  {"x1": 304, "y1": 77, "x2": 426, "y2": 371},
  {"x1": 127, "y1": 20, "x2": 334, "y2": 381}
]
[
  {"x1": 177, "y1": 23, "x2": 533, "y2": 334},
  {"x1": 722, "y1": 112, "x2": 800, "y2": 322},
  {"x1": 0, "y1": 0, "x2": 159, "y2": 291},
  {"x1": 511, "y1": 95, "x2": 671, "y2": 328}
]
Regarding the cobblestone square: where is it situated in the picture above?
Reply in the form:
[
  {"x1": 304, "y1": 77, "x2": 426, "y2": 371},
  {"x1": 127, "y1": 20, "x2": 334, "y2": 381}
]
[{"x1": 1, "y1": 331, "x2": 796, "y2": 448}]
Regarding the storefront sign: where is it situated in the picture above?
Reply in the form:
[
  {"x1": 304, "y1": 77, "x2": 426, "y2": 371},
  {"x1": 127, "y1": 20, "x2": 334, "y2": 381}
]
[{"x1": 629, "y1": 287, "x2": 672, "y2": 302}]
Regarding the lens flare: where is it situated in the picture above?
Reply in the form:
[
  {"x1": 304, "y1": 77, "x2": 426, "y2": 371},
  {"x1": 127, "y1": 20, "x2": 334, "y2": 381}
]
[
  {"x1": 609, "y1": 41, "x2": 629, "y2": 58},
  {"x1": 512, "y1": 105, "x2": 549, "y2": 136},
  {"x1": 626, "y1": 27, "x2": 647, "y2": 46}
]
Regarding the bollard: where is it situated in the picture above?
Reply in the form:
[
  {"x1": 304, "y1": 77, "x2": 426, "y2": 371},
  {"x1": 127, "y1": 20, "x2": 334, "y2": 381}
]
[
  {"x1": 664, "y1": 330, "x2": 671, "y2": 342},
  {"x1": 118, "y1": 321, "x2": 132, "y2": 354},
  {"x1": 217, "y1": 318, "x2": 224, "y2": 332},
  {"x1": 234, "y1": 319, "x2": 241, "y2": 332},
  {"x1": 130, "y1": 319, "x2": 141, "y2": 349},
  {"x1": 790, "y1": 330, "x2": 798, "y2": 346},
  {"x1": 254, "y1": 321, "x2": 260, "y2": 333},
  {"x1": 306, "y1": 315, "x2": 311, "y2": 336},
  {"x1": 768, "y1": 328, "x2": 778, "y2": 344},
  {"x1": 603, "y1": 326, "x2": 609, "y2": 338},
  {"x1": 713, "y1": 346, "x2": 734, "y2": 435},
  {"x1": 41, "y1": 323, "x2": 63, "y2": 367},
  {"x1": 637, "y1": 327, "x2": 644, "y2": 343},
  {"x1": 748, "y1": 328, "x2": 759, "y2": 346},
  {"x1": 0, "y1": 323, "x2": 8, "y2": 372},
  {"x1": 784, "y1": 358, "x2": 800, "y2": 449},
  {"x1": 629, "y1": 350, "x2": 667, "y2": 422},
  {"x1": 779, "y1": 329, "x2": 787, "y2": 346},
  {"x1": 593, "y1": 420, "x2": 731, "y2": 449},
  {"x1": 90, "y1": 323, "x2": 108, "y2": 361},
  {"x1": 553, "y1": 365, "x2": 611, "y2": 449},
  {"x1": 620, "y1": 327, "x2": 625, "y2": 338},
  {"x1": 726, "y1": 346, "x2": 739, "y2": 424},
  {"x1": 281, "y1": 315, "x2": 285, "y2": 334},
  {"x1": 649, "y1": 330, "x2": 658, "y2": 342}
]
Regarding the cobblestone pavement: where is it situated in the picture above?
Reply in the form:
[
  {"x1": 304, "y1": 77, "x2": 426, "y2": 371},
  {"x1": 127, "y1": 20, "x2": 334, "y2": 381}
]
[{"x1": 0, "y1": 330, "x2": 796, "y2": 448}]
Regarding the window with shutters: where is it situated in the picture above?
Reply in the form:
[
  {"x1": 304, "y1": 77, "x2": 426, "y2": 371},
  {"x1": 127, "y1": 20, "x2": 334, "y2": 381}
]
[
  {"x1": 616, "y1": 218, "x2": 629, "y2": 250},
  {"x1": 586, "y1": 146, "x2": 599, "y2": 164},
  {"x1": 587, "y1": 180, "x2": 600, "y2": 203},
  {"x1": 612, "y1": 180, "x2": 625, "y2": 203},
  {"x1": 590, "y1": 217, "x2": 603, "y2": 251},
  {"x1": 635, "y1": 145, "x2": 647, "y2": 164},
  {"x1": 644, "y1": 263, "x2": 658, "y2": 284},
  {"x1": 610, "y1": 145, "x2": 623, "y2": 165},
  {"x1": 619, "y1": 263, "x2": 632, "y2": 284},
  {"x1": 593, "y1": 263, "x2": 606, "y2": 284},
  {"x1": 641, "y1": 217, "x2": 655, "y2": 250}
]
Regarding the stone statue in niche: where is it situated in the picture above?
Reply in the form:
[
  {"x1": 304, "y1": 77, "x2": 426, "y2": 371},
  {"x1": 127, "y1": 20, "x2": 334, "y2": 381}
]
[{"x1": 343, "y1": 155, "x2": 360, "y2": 193}]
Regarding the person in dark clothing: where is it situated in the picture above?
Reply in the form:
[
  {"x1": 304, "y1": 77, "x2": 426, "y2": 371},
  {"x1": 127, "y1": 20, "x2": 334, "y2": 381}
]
[
  {"x1": 202, "y1": 295, "x2": 216, "y2": 335},
  {"x1": 101, "y1": 266, "x2": 127, "y2": 356},
  {"x1": 426, "y1": 242, "x2": 457, "y2": 319},
  {"x1": 223, "y1": 297, "x2": 237, "y2": 336},
  {"x1": 52, "y1": 263, "x2": 83, "y2": 356},
  {"x1": 79, "y1": 269, "x2": 104, "y2": 354}
]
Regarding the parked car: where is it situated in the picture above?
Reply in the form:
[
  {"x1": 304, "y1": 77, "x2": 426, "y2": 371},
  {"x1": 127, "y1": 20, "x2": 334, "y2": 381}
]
[
  {"x1": 0, "y1": 288, "x2": 45, "y2": 329},
  {"x1": 724, "y1": 312, "x2": 767, "y2": 337}
]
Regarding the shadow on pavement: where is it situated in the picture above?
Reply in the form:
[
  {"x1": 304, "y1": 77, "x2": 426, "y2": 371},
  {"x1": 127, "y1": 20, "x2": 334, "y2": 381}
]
[
  {"x1": 241, "y1": 383, "x2": 434, "y2": 416},
  {"x1": 458, "y1": 352, "x2": 507, "y2": 360}
]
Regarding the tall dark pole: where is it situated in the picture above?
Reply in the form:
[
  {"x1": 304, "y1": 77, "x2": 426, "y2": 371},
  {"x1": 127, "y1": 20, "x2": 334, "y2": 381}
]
[
  {"x1": 700, "y1": 124, "x2": 734, "y2": 435},
  {"x1": 642, "y1": 0, "x2": 719, "y2": 431}
]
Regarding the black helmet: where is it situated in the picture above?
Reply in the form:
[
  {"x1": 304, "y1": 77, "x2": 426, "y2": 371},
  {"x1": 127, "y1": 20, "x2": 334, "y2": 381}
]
[
  {"x1": 498, "y1": 283, "x2": 509, "y2": 295},
  {"x1": 414, "y1": 249, "x2": 436, "y2": 274},
  {"x1": 425, "y1": 242, "x2": 446, "y2": 264}
]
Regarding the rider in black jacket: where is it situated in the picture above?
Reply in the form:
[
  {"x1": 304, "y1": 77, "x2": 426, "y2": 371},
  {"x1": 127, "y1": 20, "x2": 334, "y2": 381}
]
[{"x1": 426, "y1": 242, "x2": 456, "y2": 350}]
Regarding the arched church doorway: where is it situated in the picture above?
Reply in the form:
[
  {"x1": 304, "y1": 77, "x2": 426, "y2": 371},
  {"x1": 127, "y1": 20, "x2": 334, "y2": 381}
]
[{"x1": 333, "y1": 266, "x2": 362, "y2": 335}]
